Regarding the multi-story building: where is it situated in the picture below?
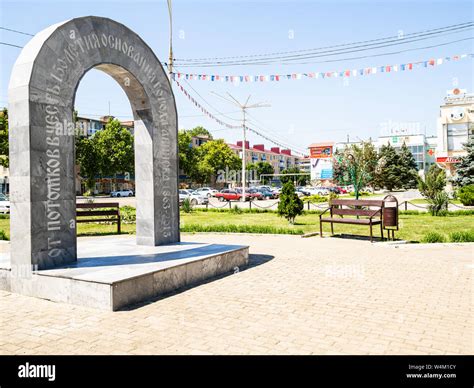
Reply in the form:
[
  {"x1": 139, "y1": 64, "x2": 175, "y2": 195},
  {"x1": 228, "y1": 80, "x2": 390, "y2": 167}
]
[
  {"x1": 76, "y1": 115, "x2": 134, "y2": 137},
  {"x1": 376, "y1": 132, "x2": 437, "y2": 174},
  {"x1": 436, "y1": 88, "x2": 474, "y2": 181},
  {"x1": 228, "y1": 141, "x2": 298, "y2": 175},
  {"x1": 296, "y1": 156, "x2": 311, "y2": 175}
]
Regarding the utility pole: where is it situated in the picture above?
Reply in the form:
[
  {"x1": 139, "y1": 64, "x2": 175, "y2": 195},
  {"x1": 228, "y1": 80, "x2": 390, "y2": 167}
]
[
  {"x1": 211, "y1": 92, "x2": 270, "y2": 201},
  {"x1": 167, "y1": 0, "x2": 173, "y2": 80}
]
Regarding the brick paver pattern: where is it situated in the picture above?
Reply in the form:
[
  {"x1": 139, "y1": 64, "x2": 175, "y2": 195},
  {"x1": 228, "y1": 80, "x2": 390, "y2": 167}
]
[{"x1": 0, "y1": 234, "x2": 472, "y2": 355}]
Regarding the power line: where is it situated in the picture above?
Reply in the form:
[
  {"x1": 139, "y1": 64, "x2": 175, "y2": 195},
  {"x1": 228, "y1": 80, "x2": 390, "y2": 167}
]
[
  {"x1": 0, "y1": 26, "x2": 34, "y2": 36},
  {"x1": 175, "y1": 70, "x2": 241, "y2": 122},
  {"x1": 280, "y1": 37, "x2": 474, "y2": 66},
  {"x1": 245, "y1": 113, "x2": 306, "y2": 154},
  {"x1": 180, "y1": 110, "x2": 241, "y2": 118},
  {"x1": 174, "y1": 22, "x2": 474, "y2": 65},
  {"x1": 174, "y1": 31, "x2": 474, "y2": 67},
  {"x1": 0, "y1": 41, "x2": 23, "y2": 49},
  {"x1": 174, "y1": 79, "x2": 304, "y2": 155}
]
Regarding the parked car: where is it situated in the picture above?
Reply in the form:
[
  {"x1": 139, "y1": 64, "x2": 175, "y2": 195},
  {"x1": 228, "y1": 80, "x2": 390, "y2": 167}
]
[
  {"x1": 296, "y1": 187, "x2": 311, "y2": 196},
  {"x1": 179, "y1": 189, "x2": 209, "y2": 205},
  {"x1": 336, "y1": 186, "x2": 348, "y2": 194},
  {"x1": 215, "y1": 189, "x2": 252, "y2": 202},
  {"x1": 195, "y1": 187, "x2": 218, "y2": 198},
  {"x1": 247, "y1": 188, "x2": 264, "y2": 200},
  {"x1": 110, "y1": 189, "x2": 134, "y2": 197},
  {"x1": 0, "y1": 193, "x2": 10, "y2": 214},
  {"x1": 255, "y1": 188, "x2": 277, "y2": 199},
  {"x1": 307, "y1": 187, "x2": 330, "y2": 196},
  {"x1": 328, "y1": 187, "x2": 342, "y2": 194}
]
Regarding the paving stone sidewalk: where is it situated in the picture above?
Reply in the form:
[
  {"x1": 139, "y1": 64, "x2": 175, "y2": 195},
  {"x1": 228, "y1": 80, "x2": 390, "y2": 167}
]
[{"x1": 0, "y1": 234, "x2": 471, "y2": 355}]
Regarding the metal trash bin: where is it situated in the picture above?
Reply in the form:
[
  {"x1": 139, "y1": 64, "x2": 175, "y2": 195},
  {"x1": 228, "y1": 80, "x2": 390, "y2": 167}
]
[
  {"x1": 382, "y1": 195, "x2": 399, "y2": 240},
  {"x1": 383, "y1": 206, "x2": 398, "y2": 228}
]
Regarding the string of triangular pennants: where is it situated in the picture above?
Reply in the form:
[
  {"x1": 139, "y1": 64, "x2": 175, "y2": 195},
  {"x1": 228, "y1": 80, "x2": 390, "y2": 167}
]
[
  {"x1": 173, "y1": 79, "x2": 306, "y2": 156},
  {"x1": 171, "y1": 53, "x2": 473, "y2": 82}
]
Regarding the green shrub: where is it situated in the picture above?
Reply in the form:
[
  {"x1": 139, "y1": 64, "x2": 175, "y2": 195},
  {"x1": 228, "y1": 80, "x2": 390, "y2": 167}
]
[
  {"x1": 427, "y1": 191, "x2": 449, "y2": 216},
  {"x1": 302, "y1": 194, "x2": 327, "y2": 203},
  {"x1": 181, "y1": 197, "x2": 193, "y2": 213},
  {"x1": 421, "y1": 231, "x2": 446, "y2": 243},
  {"x1": 328, "y1": 192, "x2": 339, "y2": 202},
  {"x1": 277, "y1": 181, "x2": 303, "y2": 224},
  {"x1": 449, "y1": 230, "x2": 474, "y2": 242},
  {"x1": 230, "y1": 205, "x2": 243, "y2": 214},
  {"x1": 120, "y1": 205, "x2": 136, "y2": 223},
  {"x1": 0, "y1": 230, "x2": 8, "y2": 240},
  {"x1": 349, "y1": 191, "x2": 370, "y2": 197},
  {"x1": 457, "y1": 185, "x2": 474, "y2": 206}
]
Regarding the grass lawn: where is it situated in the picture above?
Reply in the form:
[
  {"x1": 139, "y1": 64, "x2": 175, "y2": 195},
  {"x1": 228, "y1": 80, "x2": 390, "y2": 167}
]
[
  {"x1": 408, "y1": 198, "x2": 464, "y2": 205},
  {"x1": 0, "y1": 211, "x2": 472, "y2": 243}
]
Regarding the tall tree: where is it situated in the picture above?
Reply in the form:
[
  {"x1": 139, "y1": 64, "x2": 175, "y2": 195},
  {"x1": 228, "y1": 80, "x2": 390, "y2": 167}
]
[
  {"x1": 452, "y1": 138, "x2": 474, "y2": 187},
  {"x1": 0, "y1": 108, "x2": 9, "y2": 168},
  {"x1": 333, "y1": 142, "x2": 379, "y2": 198},
  {"x1": 178, "y1": 129, "x2": 195, "y2": 177},
  {"x1": 94, "y1": 118, "x2": 134, "y2": 189},
  {"x1": 247, "y1": 161, "x2": 274, "y2": 184},
  {"x1": 398, "y1": 142, "x2": 419, "y2": 189},
  {"x1": 188, "y1": 126, "x2": 213, "y2": 139},
  {"x1": 280, "y1": 166, "x2": 309, "y2": 186},
  {"x1": 377, "y1": 143, "x2": 401, "y2": 191},
  {"x1": 193, "y1": 139, "x2": 241, "y2": 184},
  {"x1": 76, "y1": 135, "x2": 100, "y2": 192}
]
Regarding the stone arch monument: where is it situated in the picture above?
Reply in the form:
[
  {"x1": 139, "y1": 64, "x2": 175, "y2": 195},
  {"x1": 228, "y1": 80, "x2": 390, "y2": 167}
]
[{"x1": 8, "y1": 16, "x2": 180, "y2": 270}]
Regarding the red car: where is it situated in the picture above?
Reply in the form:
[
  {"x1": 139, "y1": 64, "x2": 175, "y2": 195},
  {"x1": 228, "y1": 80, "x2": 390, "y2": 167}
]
[
  {"x1": 216, "y1": 189, "x2": 253, "y2": 201},
  {"x1": 336, "y1": 186, "x2": 348, "y2": 194}
]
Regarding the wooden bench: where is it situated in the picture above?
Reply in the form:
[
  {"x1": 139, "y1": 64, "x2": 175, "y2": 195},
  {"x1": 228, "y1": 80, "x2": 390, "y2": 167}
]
[
  {"x1": 319, "y1": 199, "x2": 384, "y2": 242},
  {"x1": 76, "y1": 202, "x2": 121, "y2": 234}
]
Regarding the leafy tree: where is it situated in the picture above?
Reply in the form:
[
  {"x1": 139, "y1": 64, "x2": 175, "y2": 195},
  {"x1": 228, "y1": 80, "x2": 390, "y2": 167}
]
[
  {"x1": 398, "y1": 142, "x2": 419, "y2": 189},
  {"x1": 188, "y1": 126, "x2": 213, "y2": 139},
  {"x1": 193, "y1": 139, "x2": 241, "y2": 184},
  {"x1": 452, "y1": 138, "x2": 474, "y2": 187},
  {"x1": 0, "y1": 108, "x2": 9, "y2": 168},
  {"x1": 280, "y1": 166, "x2": 309, "y2": 186},
  {"x1": 333, "y1": 142, "x2": 379, "y2": 199},
  {"x1": 418, "y1": 164, "x2": 448, "y2": 216},
  {"x1": 76, "y1": 135, "x2": 100, "y2": 192},
  {"x1": 247, "y1": 161, "x2": 274, "y2": 184},
  {"x1": 277, "y1": 181, "x2": 303, "y2": 224},
  {"x1": 178, "y1": 129, "x2": 195, "y2": 177},
  {"x1": 94, "y1": 118, "x2": 134, "y2": 189}
]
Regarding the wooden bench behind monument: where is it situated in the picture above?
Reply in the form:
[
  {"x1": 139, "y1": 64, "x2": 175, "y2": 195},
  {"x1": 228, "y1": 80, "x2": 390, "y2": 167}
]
[
  {"x1": 319, "y1": 199, "x2": 384, "y2": 242},
  {"x1": 76, "y1": 202, "x2": 121, "y2": 234}
]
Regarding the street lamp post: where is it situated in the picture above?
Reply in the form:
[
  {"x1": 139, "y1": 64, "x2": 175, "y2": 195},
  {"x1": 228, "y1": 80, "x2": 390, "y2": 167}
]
[
  {"x1": 211, "y1": 92, "x2": 270, "y2": 201},
  {"x1": 167, "y1": 0, "x2": 173, "y2": 80}
]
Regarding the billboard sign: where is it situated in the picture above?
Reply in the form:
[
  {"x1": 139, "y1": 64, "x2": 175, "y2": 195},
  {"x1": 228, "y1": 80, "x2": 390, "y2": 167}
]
[
  {"x1": 311, "y1": 158, "x2": 333, "y2": 180},
  {"x1": 310, "y1": 145, "x2": 333, "y2": 159}
]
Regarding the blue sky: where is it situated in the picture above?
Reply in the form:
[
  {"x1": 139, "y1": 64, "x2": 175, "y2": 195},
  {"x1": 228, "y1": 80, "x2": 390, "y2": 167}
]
[{"x1": 1, "y1": 0, "x2": 473, "y2": 154}]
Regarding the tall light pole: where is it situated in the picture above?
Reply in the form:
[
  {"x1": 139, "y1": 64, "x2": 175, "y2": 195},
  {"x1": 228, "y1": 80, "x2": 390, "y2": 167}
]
[
  {"x1": 167, "y1": 0, "x2": 173, "y2": 80},
  {"x1": 211, "y1": 92, "x2": 270, "y2": 201}
]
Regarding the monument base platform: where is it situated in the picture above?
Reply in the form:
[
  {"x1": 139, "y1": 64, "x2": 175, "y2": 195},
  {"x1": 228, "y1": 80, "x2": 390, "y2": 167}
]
[{"x1": 0, "y1": 236, "x2": 249, "y2": 311}]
